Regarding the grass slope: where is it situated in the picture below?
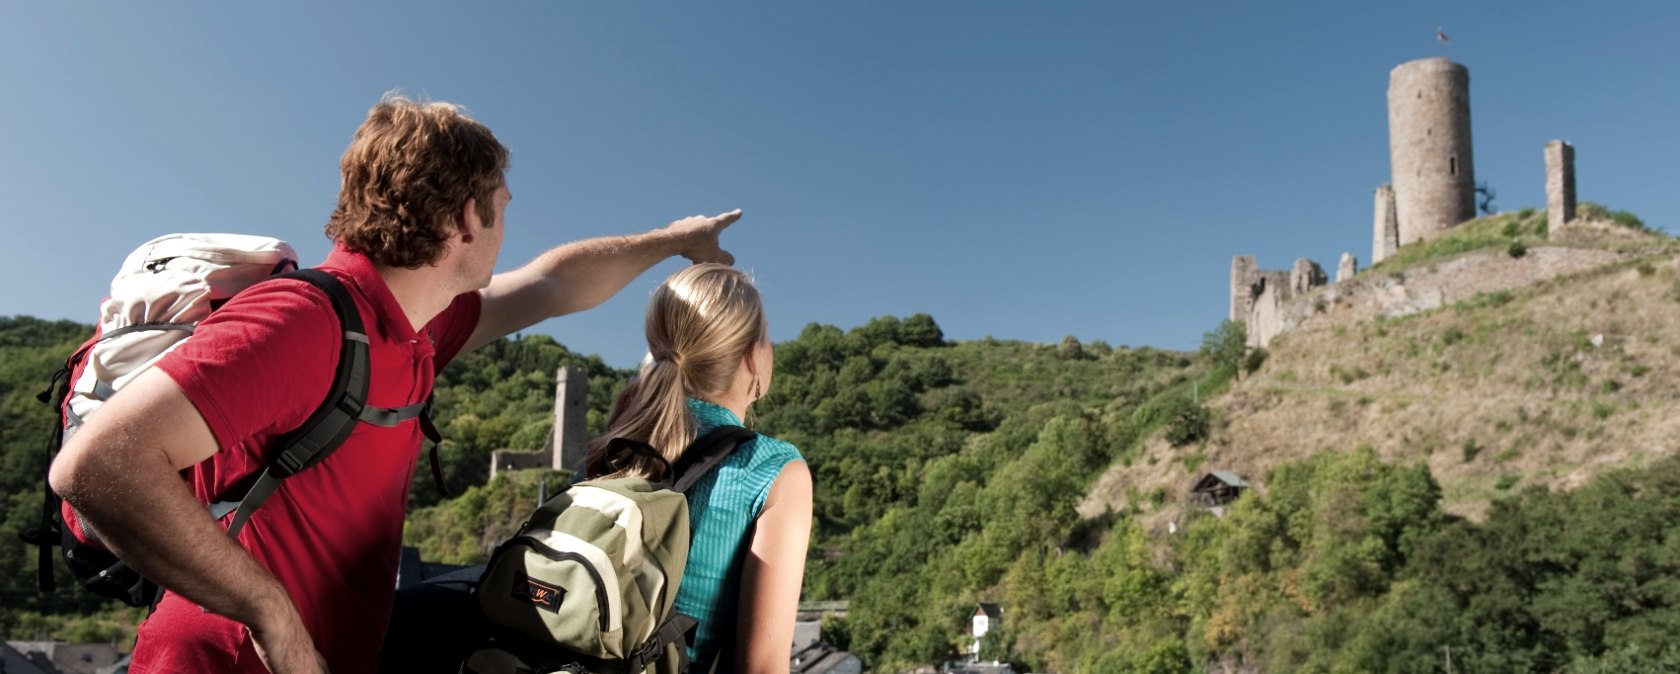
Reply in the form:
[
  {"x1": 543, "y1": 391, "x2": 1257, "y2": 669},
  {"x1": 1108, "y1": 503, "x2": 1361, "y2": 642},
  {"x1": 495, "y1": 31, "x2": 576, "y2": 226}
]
[{"x1": 1086, "y1": 208, "x2": 1678, "y2": 523}]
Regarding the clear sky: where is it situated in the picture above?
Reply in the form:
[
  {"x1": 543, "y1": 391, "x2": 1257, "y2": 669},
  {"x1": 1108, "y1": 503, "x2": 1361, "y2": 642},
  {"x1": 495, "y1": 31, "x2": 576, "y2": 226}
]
[{"x1": 3, "y1": 2, "x2": 1674, "y2": 368}]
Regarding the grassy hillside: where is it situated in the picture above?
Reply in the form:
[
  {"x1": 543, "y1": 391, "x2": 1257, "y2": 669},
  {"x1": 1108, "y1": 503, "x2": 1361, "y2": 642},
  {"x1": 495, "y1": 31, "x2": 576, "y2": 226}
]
[{"x1": 1087, "y1": 207, "x2": 1679, "y2": 524}]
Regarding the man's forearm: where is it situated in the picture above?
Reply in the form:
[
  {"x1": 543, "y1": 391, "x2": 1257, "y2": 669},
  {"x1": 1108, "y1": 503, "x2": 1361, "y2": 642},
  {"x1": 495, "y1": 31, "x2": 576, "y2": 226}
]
[
  {"x1": 48, "y1": 370, "x2": 299, "y2": 632},
  {"x1": 53, "y1": 443, "x2": 294, "y2": 627},
  {"x1": 526, "y1": 227, "x2": 685, "y2": 317},
  {"x1": 467, "y1": 209, "x2": 739, "y2": 352}
]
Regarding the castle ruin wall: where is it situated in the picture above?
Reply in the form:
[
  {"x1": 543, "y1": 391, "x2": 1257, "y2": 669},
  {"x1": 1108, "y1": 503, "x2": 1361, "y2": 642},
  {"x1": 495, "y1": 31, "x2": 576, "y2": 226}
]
[
  {"x1": 1291, "y1": 258, "x2": 1327, "y2": 295},
  {"x1": 1372, "y1": 184, "x2": 1399, "y2": 263},
  {"x1": 1546, "y1": 140, "x2": 1576, "y2": 239}
]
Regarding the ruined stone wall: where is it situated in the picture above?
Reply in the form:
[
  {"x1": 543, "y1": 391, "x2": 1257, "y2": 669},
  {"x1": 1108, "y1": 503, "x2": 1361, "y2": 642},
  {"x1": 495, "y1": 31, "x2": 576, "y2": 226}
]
[
  {"x1": 490, "y1": 442, "x2": 552, "y2": 482},
  {"x1": 488, "y1": 365, "x2": 591, "y2": 482},
  {"x1": 1388, "y1": 58, "x2": 1476, "y2": 245},
  {"x1": 1248, "y1": 280, "x2": 1285, "y2": 349},
  {"x1": 1372, "y1": 184, "x2": 1399, "y2": 263},
  {"x1": 1230, "y1": 256, "x2": 1258, "y2": 322},
  {"x1": 1259, "y1": 246, "x2": 1633, "y2": 347},
  {"x1": 1547, "y1": 140, "x2": 1576, "y2": 239},
  {"x1": 1233, "y1": 265, "x2": 1294, "y2": 348},
  {"x1": 1291, "y1": 258, "x2": 1327, "y2": 295}
]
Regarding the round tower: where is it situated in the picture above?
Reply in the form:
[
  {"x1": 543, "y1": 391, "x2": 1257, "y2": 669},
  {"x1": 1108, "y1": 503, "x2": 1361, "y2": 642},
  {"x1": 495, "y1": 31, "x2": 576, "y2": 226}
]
[{"x1": 1387, "y1": 58, "x2": 1475, "y2": 246}]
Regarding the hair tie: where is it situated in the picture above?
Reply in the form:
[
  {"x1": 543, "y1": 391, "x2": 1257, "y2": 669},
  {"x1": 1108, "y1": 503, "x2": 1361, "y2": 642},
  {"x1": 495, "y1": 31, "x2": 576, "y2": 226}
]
[{"x1": 653, "y1": 351, "x2": 685, "y2": 369}]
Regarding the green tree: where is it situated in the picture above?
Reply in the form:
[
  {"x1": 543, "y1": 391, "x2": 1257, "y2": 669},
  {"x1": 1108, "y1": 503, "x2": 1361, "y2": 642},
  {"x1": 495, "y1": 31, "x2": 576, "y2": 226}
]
[{"x1": 1200, "y1": 320, "x2": 1247, "y2": 374}]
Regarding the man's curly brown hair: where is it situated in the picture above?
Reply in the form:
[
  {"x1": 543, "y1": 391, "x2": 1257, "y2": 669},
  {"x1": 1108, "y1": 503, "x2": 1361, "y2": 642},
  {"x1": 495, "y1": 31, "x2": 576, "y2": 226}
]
[{"x1": 325, "y1": 94, "x2": 510, "y2": 269}]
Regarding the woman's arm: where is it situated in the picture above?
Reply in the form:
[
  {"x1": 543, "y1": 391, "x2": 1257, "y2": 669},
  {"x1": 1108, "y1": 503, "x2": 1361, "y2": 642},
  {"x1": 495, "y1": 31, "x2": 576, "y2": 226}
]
[{"x1": 735, "y1": 460, "x2": 813, "y2": 674}]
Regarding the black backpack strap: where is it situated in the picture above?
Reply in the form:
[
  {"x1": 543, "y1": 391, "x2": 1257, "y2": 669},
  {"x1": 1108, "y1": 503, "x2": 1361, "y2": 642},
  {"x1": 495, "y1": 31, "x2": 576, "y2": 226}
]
[
  {"x1": 420, "y1": 399, "x2": 448, "y2": 497},
  {"x1": 628, "y1": 612, "x2": 699, "y2": 674},
  {"x1": 217, "y1": 268, "x2": 369, "y2": 538},
  {"x1": 670, "y1": 426, "x2": 757, "y2": 494},
  {"x1": 18, "y1": 364, "x2": 76, "y2": 592},
  {"x1": 357, "y1": 395, "x2": 448, "y2": 496},
  {"x1": 215, "y1": 269, "x2": 453, "y2": 533},
  {"x1": 99, "y1": 322, "x2": 195, "y2": 341}
]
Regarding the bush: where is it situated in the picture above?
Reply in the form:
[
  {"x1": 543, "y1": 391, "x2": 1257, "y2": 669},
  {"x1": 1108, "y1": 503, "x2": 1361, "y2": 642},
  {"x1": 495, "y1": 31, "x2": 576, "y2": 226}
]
[
  {"x1": 1508, "y1": 241, "x2": 1528, "y2": 258},
  {"x1": 1242, "y1": 347, "x2": 1268, "y2": 376},
  {"x1": 1455, "y1": 291, "x2": 1513, "y2": 312},
  {"x1": 1462, "y1": 437, "x2": 1482, "y2": 463},
  {"x1": 1164, "y1": 400, "x2": 1211, "y2": 446},
  {"x1": 1058, "y1": 335, "x2": 1087, "y2": 360},
  {"x1": 1330, "y1": 364, "x2": 1370, "y2": 384},
  {"x1": 1201, "y1": 321, "x2": 1247, "y2": 372},
  {"x1": 1579, "y1": 202, "x2": 1649, "y2": 232}
]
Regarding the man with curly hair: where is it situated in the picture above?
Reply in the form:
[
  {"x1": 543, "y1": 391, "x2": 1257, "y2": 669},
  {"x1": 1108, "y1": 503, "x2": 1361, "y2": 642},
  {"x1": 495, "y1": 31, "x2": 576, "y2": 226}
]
[{"x1": 48, "y1": 94, "x2": 742, "y2": 674}]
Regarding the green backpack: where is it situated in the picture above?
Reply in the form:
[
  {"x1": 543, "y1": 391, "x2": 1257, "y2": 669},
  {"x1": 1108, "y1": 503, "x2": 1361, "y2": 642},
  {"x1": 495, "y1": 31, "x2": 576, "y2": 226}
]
[{"x1": 467, "y1": 426, "x2": 756, "y2": 674}]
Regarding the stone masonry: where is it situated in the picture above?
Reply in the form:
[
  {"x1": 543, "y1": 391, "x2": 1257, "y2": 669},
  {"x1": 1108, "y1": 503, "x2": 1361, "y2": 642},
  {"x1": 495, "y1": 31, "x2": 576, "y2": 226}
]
[
  {"x1": 1226, "y1": 58, "x2": 1597, "y2": 353},
  {"x1": 1290, "y1": 258, "x2": 1327, "y2": 295},
  {"x1": 1372, "y1": 184, "x2": 1399, "y2": 264},
  {"x1": 1387, "y1": 58, "x2": 1476, "y2": 246},
  {"x1": 1231, "y1": 256, "x2": 1322, "y2": 348},
  {"x1": 489, "y1": 366, "x2": 590, "y2": 481},
  {"x1": 552, "y1": 366, "x2": 590, "y2": 473},
  {"x1": 1229, "y1": 256, "x2": 1258, "y2": 322},
  {"x1": 1546, "y1": 140, "x2": 1576, "y2": 239}
]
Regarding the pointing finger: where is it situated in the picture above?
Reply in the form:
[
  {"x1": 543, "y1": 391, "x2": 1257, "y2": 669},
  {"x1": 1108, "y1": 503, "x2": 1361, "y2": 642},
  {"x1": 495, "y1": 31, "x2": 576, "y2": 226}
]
[{"x1": 712, "y1": 209, "x2": 743, "y2": 228}]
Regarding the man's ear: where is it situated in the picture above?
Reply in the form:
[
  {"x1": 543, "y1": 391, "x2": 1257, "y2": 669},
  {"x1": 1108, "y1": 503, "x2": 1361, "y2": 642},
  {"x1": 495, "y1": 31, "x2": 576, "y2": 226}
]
[{"x1": 459, "y1": 196, "x2": 480, "y2": 243}]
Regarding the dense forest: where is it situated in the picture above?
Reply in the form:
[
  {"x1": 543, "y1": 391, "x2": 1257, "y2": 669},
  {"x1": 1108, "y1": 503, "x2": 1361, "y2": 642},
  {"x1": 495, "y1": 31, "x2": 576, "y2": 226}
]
[{"x1": 4, "y1": 313, "x2": 1679, "y2": 672}]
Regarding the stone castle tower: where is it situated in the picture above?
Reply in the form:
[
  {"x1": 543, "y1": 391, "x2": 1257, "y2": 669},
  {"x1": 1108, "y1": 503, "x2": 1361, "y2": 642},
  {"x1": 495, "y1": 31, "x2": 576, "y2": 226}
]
[
  {"x1": 1387, "y1": 57, "x2": 1476, "y2": 247},
  {"x1": 489, "y1": 366, "x2": 590, "y2": 480},
  {"x1": 1231, "y1": 57, "x2": 1589, "y2": 350}
]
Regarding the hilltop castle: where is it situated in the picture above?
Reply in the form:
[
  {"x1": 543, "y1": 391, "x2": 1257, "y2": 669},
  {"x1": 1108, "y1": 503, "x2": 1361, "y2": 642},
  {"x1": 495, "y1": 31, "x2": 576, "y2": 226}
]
[{"x1": 1231, "y1": 57, "x2": 1580, "y2": 347}]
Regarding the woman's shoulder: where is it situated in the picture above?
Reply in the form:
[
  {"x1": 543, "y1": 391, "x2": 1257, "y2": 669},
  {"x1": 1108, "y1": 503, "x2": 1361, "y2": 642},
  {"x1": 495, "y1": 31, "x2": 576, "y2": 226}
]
[
  {"x1": 718, "y1": 431, "x2": 801, "y2": 488},
  {"x1": 743, "y1": 431, "x2": 803, "y2": 465}
]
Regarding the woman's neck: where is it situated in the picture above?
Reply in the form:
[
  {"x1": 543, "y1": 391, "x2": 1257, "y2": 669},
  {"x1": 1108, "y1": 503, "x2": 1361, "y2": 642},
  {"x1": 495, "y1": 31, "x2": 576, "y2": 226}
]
[{"x1": 708, "y1": 360, "x2": 757, "y2": 422}]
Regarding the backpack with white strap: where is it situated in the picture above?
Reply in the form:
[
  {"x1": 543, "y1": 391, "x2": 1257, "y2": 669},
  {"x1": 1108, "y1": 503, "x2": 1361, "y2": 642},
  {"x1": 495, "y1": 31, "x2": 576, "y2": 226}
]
[{"x1": 19, "y1": 233, "x2": 444, "y2": 607}]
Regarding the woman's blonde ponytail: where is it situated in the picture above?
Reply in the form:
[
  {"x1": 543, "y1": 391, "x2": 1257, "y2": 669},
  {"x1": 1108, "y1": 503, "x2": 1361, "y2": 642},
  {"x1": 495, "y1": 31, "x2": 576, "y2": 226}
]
[{"x1": 585, "y1": 263, "x2": 767, "y2": 480}]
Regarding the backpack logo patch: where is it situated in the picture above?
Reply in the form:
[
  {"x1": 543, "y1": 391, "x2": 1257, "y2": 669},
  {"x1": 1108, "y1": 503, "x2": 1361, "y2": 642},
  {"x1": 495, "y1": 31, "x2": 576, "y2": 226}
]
[{"x1": 514, "y1": 573, "x2": 565, "y2": 613}]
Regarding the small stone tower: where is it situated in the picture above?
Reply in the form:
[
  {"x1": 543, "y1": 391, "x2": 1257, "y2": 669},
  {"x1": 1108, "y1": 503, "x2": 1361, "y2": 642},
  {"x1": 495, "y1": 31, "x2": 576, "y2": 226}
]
[
  {"x1": 1337, "y1": 253, "x2": 1357, "y2": 283},
  {"x1": 1230, "y1": 256, "x2": 1258, "y2": 322},
  {"x1": 1546, "y1": 140, "x2": 1576, "y2": 238},
  {"x1": 1372, "y1": 183, "x2": 1399, "y2": 263},
  {"x1": 552, "y1": 366, "x2": 590, "y2": 474},
  {"x1": 489, "y1": 365, "x2": 592, "y2": 481},
  {"x1": 1290, "y1": 258, "x2": 1327, "y2": 295},
  {"x1": 1388, "y1": 58, "x2": 1476, "y2": 245}
]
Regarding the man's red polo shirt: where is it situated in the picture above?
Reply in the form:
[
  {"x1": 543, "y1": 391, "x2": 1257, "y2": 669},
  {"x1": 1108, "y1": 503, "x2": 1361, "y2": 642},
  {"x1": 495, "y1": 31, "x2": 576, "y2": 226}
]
[{"x1": 134, "y1": 246, "x2": 482, "y2": 674}]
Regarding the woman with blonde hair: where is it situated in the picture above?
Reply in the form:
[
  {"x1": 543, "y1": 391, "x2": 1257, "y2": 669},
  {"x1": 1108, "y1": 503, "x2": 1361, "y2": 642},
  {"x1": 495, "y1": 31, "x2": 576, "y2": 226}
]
[{"x1": 586, "y1": 262, "x2": 812, "y2": 674}]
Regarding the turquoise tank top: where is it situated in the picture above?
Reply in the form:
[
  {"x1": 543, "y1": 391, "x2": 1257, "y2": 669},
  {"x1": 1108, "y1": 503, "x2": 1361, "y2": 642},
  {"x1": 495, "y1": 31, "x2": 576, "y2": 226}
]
[{"x1": 675, "y1": 398, "x2": 805, "y2": 668}]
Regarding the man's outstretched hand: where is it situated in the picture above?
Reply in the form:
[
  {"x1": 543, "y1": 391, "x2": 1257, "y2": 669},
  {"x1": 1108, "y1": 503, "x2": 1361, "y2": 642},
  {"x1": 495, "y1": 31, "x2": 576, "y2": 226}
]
[{"x1": 667, "y1": 209, "x2": 741, "y2": 266}]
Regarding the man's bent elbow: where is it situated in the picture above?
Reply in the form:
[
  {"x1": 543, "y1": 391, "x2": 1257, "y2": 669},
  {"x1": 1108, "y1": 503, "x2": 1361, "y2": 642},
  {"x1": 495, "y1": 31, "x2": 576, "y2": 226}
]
[{"x1": 48, "y1": 438, "x2": 98, "y2": 501}]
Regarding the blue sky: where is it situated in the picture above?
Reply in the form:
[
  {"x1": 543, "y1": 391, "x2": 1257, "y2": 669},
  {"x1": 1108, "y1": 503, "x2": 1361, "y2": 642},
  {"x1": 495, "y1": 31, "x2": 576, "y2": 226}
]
[{"x1": 3, "y1": 2, "x2": 1675, "y2": 368}]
